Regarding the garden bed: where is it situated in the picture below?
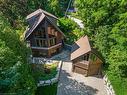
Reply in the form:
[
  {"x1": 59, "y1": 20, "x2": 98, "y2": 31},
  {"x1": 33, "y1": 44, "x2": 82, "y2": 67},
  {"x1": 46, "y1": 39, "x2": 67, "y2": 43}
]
[
  {"x1": 30, "y1": 60, "x2": 62, "y2": 86},
  {"x1": 36, "y1": 83, "x2": 58, "y2": 95}
]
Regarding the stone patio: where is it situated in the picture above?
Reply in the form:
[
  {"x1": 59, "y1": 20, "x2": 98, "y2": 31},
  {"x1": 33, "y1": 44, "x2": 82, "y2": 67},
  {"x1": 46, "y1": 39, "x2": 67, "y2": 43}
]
[{"x1": 57, "y1": 61, "x2": 107, "y2": 95}]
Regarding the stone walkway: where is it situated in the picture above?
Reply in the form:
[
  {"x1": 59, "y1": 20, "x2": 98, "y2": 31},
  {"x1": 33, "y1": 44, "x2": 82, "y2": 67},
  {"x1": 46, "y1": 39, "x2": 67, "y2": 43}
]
[
  {"x1": 50, "y1": 50, "x2": 70, "y2": 61},
  {"x1": 57, "y1": 62, "x2": 107, "y2": 95}
]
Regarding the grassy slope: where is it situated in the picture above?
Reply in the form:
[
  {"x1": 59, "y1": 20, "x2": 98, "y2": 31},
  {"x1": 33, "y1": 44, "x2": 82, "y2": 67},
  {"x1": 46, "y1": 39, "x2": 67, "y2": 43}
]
[{"x1": 107, "y1": 73, "x2": 127, "y2": 95}]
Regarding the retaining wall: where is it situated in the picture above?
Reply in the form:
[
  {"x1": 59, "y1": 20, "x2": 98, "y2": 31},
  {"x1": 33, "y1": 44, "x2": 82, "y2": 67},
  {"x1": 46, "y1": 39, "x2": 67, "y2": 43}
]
[{"x1": 37, "y1": 61, "x2": 62, "y2": 87}]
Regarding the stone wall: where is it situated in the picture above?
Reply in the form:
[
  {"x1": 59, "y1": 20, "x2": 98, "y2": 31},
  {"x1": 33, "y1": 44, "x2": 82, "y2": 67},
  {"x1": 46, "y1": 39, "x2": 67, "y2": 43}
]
[
  {"x1": 103, "y1": 75, "x2": 115, "y2": 95},
  {"x1": 37, "y1": 61, "x2": 62, "y2": 87}
]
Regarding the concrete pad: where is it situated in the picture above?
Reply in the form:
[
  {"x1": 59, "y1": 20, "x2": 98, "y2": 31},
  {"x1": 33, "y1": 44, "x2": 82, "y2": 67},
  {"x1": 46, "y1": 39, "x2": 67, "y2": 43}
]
[{"x1": 57, "y1": 62, "x2": 107, "y2": 95}]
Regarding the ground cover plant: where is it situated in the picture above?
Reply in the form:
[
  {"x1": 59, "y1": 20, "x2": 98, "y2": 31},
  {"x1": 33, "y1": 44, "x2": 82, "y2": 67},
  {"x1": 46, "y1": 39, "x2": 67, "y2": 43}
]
[{"x1": 31, "y1": 62, "x2": 58, "y2": 82}]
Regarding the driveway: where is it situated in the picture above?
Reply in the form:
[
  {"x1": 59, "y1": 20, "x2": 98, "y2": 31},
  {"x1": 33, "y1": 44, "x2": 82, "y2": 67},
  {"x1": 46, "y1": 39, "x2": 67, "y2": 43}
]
[{"x1": 57, "y1": 61, "x2": 107, "y2": 95}]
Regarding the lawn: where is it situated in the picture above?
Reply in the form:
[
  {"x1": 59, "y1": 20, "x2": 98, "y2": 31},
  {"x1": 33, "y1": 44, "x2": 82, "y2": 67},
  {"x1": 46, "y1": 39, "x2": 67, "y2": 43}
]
[
  {"x1": 107, "y1": 73, "x2": 127, "y2": 95},
  {"x1": 30, "y1": 62, "x2": 58, "y2": 82},
  {"x1": 36, "y1": 83, "x2": 58, "y2": 95}
]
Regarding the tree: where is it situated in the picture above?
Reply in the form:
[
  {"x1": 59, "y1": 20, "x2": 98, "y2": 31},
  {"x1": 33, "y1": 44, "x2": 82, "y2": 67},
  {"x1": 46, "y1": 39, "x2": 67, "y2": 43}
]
[
  {"x1": 76, "y1": 0, "x2": 127, "y2": 94},
  {"x1": 0, "y1": 15, "x2": 36, "y2": 95}
]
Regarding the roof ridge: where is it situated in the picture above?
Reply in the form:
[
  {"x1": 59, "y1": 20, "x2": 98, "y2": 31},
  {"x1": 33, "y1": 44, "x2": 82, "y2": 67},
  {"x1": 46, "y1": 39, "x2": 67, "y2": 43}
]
[
  {"x1": 26, "y1": 9, "x2": 58, "y2": 20},
  {"x1": 25, "y1": 13, "x2": 45, "y2": 39}
]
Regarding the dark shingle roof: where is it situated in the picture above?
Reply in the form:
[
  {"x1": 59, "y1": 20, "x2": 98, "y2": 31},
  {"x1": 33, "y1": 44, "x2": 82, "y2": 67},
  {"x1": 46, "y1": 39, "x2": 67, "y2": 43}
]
[
  {"x1": 26, "y1": 9, "x2": 58, "y2": 20},
  {"x1": 24, "y1": 9, "x2": 65, "y2": 39}
]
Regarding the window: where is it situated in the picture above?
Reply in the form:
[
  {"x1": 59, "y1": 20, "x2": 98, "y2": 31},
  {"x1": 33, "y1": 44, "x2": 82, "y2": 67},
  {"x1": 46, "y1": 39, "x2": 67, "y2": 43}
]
[
  {"x1": 36, "y1": 39, "x2": 47, "y2": 47},
  {"x1": 35, "y1": 28, "x2": 45, "y2": 38},
  {"x1": 50, "y1": 38, "x2": 56, "y2": 46},
  {"x1": 36, "y1": 39, "x2": 40, "y2": 46},
  {"x1": 79, "y1": 54, "x2": 89, "y2": 61},
  {"x1": 90, "y1": 54, "x2": 97, "y2": 61}
]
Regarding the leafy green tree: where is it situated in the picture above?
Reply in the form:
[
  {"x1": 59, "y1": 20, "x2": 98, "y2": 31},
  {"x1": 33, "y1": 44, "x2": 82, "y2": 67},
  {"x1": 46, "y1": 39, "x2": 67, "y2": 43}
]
[
  {"x1": 58, "y1": 17, "x2": 83, "y2": 44},
  {"x1": 0, "y1": 15, "x2": 36, "y2": 95},
  {"x1": 75, "y1": 0, "x2": 127, "y2": 94}
]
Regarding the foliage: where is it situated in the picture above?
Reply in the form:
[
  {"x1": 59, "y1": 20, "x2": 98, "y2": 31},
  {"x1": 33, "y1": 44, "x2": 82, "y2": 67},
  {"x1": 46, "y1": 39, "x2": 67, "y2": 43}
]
[
  {"x1": 58, "y1": 17, "x2": 84, "y2": 44},
  {"x1": 31, "y1": 63, "x2": 58, "y2": 81},
  {"x1": 0, "y1": 0, "x2": 71, "y2": 94},
  {"x1": 76, "y1": 0, "x2": 127, "y2": 94},
  {"x1": 0, "y1": 0, "x2": 70, "y2": 27},
  {"x1": 36, "y1": 83, "x2": 58, "y2": 95},
  {"x1": 0, "y1": 15, "x2": 36, "y2": 95}
]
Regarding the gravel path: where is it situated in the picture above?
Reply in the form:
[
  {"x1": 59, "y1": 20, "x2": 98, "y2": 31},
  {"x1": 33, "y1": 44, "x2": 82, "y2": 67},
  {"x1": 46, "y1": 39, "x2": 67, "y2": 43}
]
[{"x1": 57, "y1": 61, "x2": 107, "y2": 95}]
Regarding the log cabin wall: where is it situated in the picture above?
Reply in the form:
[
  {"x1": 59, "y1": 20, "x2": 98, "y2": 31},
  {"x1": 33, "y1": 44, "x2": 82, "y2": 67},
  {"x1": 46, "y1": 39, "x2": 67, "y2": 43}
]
[
  {"x1": 72, "y1": 52, "x2": 102, "y2": 76},
  {"x1": 27, "y1": 20, "x2": 46, "y2": 47},
  {"x1": 88, "y1": 53, "x2": 102, "y2": 76},
  {"x1": 32, "y1": 49, "x2": 48, "y2": 57},
  {"x1": 47, "y1": 22, "x2": 63, "y2": 44},
  {"x1": 72, "y1": 54, "x2": 90, "y2": 76},
  {"x1": 27, "y1": 17, "x2": 63, "y2": 58}
]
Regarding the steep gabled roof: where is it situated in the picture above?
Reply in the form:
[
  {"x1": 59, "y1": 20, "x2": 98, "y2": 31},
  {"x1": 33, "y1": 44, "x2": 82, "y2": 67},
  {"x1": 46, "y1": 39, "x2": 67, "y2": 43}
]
[
  {"x1": 25, "y1": 13, "x2": 45, "y2": 39},
  {"x1": 71, "y1": 35, "x2": 103, "y2": 62},
  {"x1": 24, "y1": 9, "x2": 65, "y2": 40},
  {"x1": 26, "y1": 9, "x2": 58, "y2": 20},
  {"x1": 71, "y1": 35, "x2": 91, "y2": 60}
]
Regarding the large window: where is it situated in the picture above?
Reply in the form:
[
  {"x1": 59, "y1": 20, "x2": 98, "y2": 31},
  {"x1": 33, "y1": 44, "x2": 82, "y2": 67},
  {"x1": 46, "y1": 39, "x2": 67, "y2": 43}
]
[
  {"x1": 35, "y1": 28, "x2": 45, "y2": 38},
  {"x1": 79, "y1": 54, "x2": 89, "y2": 61},
  {"x1": 50, "y1": 38, "x2": 56, "y2": 46},
  {"x1": 36, "y1": 39, "x2": 47, "y2": 47}
]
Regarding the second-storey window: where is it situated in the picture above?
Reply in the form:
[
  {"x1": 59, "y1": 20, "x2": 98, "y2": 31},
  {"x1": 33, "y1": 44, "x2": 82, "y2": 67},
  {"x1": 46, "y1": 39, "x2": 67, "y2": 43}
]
[
  {"x1": 35, "y1": 28, "x2": 45, "y2": 38},
  {"x1": 50, "y1": 38, "x2": 56, "y2": 46},
  {"x1": 36, "y1": 39, "x2": 47, "y2": 47}
]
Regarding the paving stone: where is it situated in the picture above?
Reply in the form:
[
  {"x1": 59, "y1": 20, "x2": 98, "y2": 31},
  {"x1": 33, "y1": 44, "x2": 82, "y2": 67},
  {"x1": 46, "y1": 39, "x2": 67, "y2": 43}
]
[
  {"x1": 40, "y1": 81, "x2": 44, "y2": 84},
  {"x1": 45, "y1": 80, "x2": 51, "y2": 84},
  {"x1": 57, "y1": 62, "x2": 107, "y2": 95},
  {"x1": 51, "y1": 78, "x2": 57, "y2": 83}
]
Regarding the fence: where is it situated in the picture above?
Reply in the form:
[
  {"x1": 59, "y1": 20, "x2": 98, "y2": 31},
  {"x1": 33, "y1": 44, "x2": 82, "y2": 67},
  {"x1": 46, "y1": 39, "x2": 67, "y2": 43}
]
[{"x1": 103, "y1": 75, "x2": 115, "y2": 95}]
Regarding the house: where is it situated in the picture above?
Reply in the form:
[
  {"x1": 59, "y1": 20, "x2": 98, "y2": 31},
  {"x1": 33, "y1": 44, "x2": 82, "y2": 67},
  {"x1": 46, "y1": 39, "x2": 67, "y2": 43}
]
[
  {"x1": 24, "y1": 9, "x2": 65, "y2": 58},
  {"x1": 71, "y1": 35, "x2": 103, "y2": 76}
]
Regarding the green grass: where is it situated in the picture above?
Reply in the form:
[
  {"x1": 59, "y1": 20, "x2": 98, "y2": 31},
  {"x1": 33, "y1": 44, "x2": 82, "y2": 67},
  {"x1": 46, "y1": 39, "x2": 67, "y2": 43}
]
[
  {"x1": 36, "y1": 83, "x2": 58, "y2": 95},
  {"x1": 107, "y1": 73, "x2": 127, "y2": 95},
  {"x1": 31, "y1": 63, "x2": 58, "y2": 82}
]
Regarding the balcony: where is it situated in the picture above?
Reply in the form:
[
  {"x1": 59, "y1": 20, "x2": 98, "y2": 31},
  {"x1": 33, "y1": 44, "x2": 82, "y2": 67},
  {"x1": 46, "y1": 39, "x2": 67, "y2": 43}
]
[
  {"x1": 34, "y1": 35, "x2": 57, "y2": 47},
  {"x1": 31, "y1": 43, "x2": 62, "y2": 50}
]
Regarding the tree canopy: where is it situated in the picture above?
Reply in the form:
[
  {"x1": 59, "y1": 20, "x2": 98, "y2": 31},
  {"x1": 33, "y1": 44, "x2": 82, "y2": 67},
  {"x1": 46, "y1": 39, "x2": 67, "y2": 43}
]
[{"x1": 75, "y1": 0, "x2": 127, "y2": 94}]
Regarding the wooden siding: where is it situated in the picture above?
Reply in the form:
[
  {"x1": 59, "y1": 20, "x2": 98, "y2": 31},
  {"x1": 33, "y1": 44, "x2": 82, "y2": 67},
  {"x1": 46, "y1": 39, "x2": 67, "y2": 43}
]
[
  {"x1": 27, "y1": 17, "x2": 64, "y2": 58},
  {"x1": 32, "y1": 44, "x2": 62, "y2": 57},
  {"x1": 72, "y1": 52, "x2": 102, "y2": 76}
]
